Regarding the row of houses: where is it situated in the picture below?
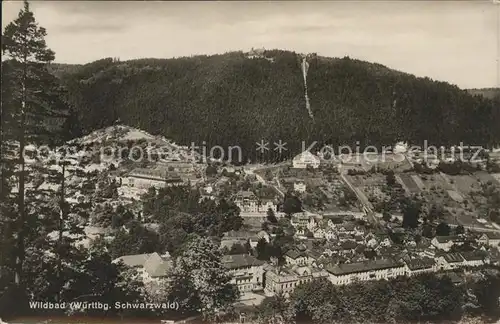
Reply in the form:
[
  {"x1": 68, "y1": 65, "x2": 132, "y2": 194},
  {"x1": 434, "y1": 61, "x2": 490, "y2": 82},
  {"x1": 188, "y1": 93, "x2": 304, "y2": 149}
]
[
  {"x1": 267, "y1": 249, "x2": 495, "y2": 296},
  {"x1": 114, "y1": 247, "x2": 497, "y2": 300},
  {"x1": 431, "y1": 233, "x2": 500, "y2": 251}
]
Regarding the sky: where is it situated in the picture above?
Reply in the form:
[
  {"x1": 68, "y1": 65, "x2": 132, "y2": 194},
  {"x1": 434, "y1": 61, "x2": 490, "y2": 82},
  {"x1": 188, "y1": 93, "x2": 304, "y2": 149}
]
[{"x1": 2, "y1": 0, "x2": 499, "y2": 89}]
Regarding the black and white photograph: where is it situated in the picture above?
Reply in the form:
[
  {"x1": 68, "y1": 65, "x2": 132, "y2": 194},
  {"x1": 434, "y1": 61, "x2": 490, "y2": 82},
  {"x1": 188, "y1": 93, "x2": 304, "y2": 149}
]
[{"x1": 1, "y1": 1, "x2": 500, "y2": 323}]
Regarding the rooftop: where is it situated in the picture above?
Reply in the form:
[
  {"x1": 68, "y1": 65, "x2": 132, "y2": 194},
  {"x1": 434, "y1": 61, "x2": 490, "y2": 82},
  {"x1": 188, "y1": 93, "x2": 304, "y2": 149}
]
[
  {"x1": 460, "y1": 251, "x2": 485, "y2": 261},
  {"x1": 114, "y1": 252, "x2": 172, "y2": 278},
  {"x1": 405, "y1": 257, "x2": 436, "y2": 270},
  {"x1": 293, "y1": 151, "x2": 321, "y2": 163},
  {"x1": 443, "y1": 253, "x2": 464, "y2": 263},
  {"x1": 285, "y1": 249, "x2": 306, "y2": 260},
  {"x1": 434, "y1": 235, "x2": 462, "y2": 243},
  {"x1": 114, "y1": 253, "x2": 153, "y2": 268},
  {"x1": 234, "y1": 191, "x2": 257, "y2": 200},
  {"x1": 143, "y1": 253, "x2": 172, "y2": 277},
  {"x1": 128, "y1": 168, "x2": 182, "y2": 181},
  {"x1": 222, "y1": 254, "x2": 265, "y2": 269},
  {"x1": 483, "y1": 232, "x2": 500, "y2": 240},
  {"x1": 326, "y1": 259, "x2": 404, "y2": 276}
]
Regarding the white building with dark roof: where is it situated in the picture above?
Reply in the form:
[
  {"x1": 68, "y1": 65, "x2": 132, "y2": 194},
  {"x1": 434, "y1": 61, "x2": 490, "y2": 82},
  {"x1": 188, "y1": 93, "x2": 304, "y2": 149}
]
[
  {"x1": 460, "y1": 252, "x2": 486, "y2": 267},
  {"x1": 264, "y1": 265, "x2": 328, "y2": 297},
  {"x1": 405, "y1": 257, "x2": 437, "y2": 275},
  {"x1": 222, "y1": 254, "x2": 265, "y2": 293},
  {"x1": 233, "y1": 191, "x2": 277, "y2": 214},
  {"x1": 113, "y1": 252, "x2": 172, "y2": 282},
  {"x1": 478, "y1": 233, "x2": 500, "y2": 248},
  {"x1": 293, "y1": 181, "x2": 307, "y2": 193},
  {"x1": 431, "y1": 235, "x2": 463, "y2": 251},
  {"x1": 292, "y1": 151, "x2": 321, "y2": 169},
  {"x1": 124, "y1": 168, "x2": 184, "y2": 189},
  {"x1": 285, "y1": 250, "x2": 309, "y2": 266},
  {"x1": 437, "y1": 253, "x2": 465, "y2": 270},
  {"x1": 326, "y1": 259, "x2": 406, "y2": 285}
]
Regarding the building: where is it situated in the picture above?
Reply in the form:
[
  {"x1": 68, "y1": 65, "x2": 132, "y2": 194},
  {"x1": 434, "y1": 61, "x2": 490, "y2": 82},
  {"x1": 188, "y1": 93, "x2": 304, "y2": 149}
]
[
  {"x1": 199, "y1": 185, "x2": 216, "y2": 201},
  {"x1": 326, "y1": 259, "x2": 406, "y2": 285},
  {"x1": 221, "y1": 230, "x2": 270, "y2": 249},
  {"x1": 290, "y1": 213, "x2": 319, "y2": 231},
  {"x1": 405, "y1": 257, "x2": 437, "y2": 275},
  {"x1": 233, "y1": 191, "x2": 277, "y2": 214},
  {"x1": 460, "y1": 252, "x2": 486, "y2": 267},
  {"x1": 158, "y1": 160, "x2": 195, "y2": 173},
  {"x1": 222, "y1": 254, "x2": 265, "y2": 293},
  {"x1": 478, "y1": 233, "x2": 500, "y2": 248},
  {"x1": 285, "y1": 250, "x2": 309, "y2": 266},
  {"x1": 264, "y1": 265, "x2": 328, "y2": 297},
  {"x1": 293, "y1": 181, "x2": 307, "y2": 193},
  {"x1": 124, "y1": 168, "x2": 184, "y2": 189},
  {"x1": 437, "y1": 253, "x2": 464, "y2": 270},
  {"x1": 292, "y1": 151, "x2": 321, "y2": 169},
  {"x1": 113, "y1": 252, "x2": 172, "y2": 282},
  {"x1": 431, "y1": 236, "x2": 462, "y2": 251}
]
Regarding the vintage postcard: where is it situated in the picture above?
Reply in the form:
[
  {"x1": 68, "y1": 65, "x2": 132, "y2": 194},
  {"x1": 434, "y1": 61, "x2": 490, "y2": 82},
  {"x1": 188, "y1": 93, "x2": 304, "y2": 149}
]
[{"x1": 1, "y1": 1, "x2": 499, "y2": 323}]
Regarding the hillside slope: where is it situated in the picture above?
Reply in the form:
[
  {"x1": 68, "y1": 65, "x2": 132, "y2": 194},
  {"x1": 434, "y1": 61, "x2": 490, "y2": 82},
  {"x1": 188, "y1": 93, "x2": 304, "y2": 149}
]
[{"x1": 51, "y1": 50, "x2": 500, "y2": 162}]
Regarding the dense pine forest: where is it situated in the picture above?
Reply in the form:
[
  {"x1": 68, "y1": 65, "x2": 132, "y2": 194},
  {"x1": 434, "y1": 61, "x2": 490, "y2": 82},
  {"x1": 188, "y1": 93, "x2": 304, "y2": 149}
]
[{"x1": 46, "y1": 51, "x2": 500, "y2": 161}]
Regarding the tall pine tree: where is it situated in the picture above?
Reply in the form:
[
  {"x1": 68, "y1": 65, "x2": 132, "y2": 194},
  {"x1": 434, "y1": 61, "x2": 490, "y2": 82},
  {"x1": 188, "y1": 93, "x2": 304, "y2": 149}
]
[{"x1": 1, "y1": 0, "x2": 70, "y2": 311}]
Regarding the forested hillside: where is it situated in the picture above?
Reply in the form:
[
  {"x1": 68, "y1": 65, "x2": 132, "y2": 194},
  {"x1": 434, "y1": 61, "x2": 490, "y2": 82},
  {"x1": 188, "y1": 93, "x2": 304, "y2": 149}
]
[{"x1": 49, "y1": 51, "x2": 500, "y2": 162}]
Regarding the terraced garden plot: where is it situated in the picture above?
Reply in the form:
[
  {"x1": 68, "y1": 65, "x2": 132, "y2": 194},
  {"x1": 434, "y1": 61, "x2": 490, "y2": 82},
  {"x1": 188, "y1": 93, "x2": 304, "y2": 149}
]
[
  {"x1": 397, "y1": 174, "x2": 421, "y2": 194},
  {"x1": 411, "y1": 175, "x2": 426, "y2": 190},
  {"x1": 447, "y1": 190, "x2": 464, "y2": 203},
  {"x1": 436, "y1": 173, "x2": 455, "y2": 190},
  {"x1": 449, "y1": 175, "x2": 481, "y2": 194},
  {"x1": 347, "y1": 174, "x2": 386, "y2": 187},
  {"x1": 444, "y1": 208, "x2": 495, "y2": 230}
]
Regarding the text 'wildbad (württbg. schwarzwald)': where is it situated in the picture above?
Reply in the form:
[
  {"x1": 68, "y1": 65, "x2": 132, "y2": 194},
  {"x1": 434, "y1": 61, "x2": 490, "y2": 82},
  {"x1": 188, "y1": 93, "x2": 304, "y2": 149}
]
[{"x1": 29, "y1": 301, "x2": 180, "y2": 311}]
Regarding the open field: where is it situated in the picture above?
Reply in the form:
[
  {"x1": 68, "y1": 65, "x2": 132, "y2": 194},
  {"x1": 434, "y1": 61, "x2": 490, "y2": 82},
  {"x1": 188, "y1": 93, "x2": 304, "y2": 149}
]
[
  {"x1": 418, "y1": 173, "x2": 453, "y2": 191},
  {"x1": 476, "y1": 172, "x2": 499, "y2": 184},
  {"x1": 416, "y1": 172, "x2": 500, "y2": 231},
  {"x1": 449, "y1": 175, "x2": 481, "y2": 194},
  {"x1": 338, "y1": 153, "x2": 413, "y2": 173}
]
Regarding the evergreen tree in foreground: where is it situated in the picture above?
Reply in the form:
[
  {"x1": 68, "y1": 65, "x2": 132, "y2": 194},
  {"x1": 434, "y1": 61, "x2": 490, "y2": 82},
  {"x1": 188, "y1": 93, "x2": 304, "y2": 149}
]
[{"x1": 1, "y1": 0, "x2": 70, "y2": 315}]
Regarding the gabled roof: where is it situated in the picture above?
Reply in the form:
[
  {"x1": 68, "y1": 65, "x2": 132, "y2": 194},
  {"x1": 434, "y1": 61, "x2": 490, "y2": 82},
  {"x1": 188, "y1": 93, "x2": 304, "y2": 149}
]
[
  {"x1": 293, "y1": 151, "x2": 320, "y2": 162},
  {"x1": 285, "y1": 250, "x2": 306, "y2": 259},
  {"x1": 235, "y1": 191, "x2": 256, "y2": 199},
  {"x1": 144, "y1": 253, "x2": 172, "y2": 278},
  {"x1": 306, "y1": 250, "x2": 322, "y2": 260},
  {"x1": 114, "y1": 253, "x2": 153, "y2": 267},
  {"x1": 434, "y1": 235, "x2": 462, "y2": 244},
  {"x1": 341, "y1": 223, "x2": 356, "y2": 231},
  {"x1": 114, "y1": 252, "x2": 172, "y2": 278},
  {"x1": 482, "y1": 232, "x2": 500, "y2": 240},
  {"x1": 341, "y1": 240, "x2": 358, "y2": 250},
  {"x1": 460, "y1": 251, "x2": 485, "y2": 261},
  {"x1": 222, "y1": 254, "x2": 265, "y2": 269},
  {"x1": 405, "y1": 257, "x2": 436, "y2": 270},
  {"x1": 443, "y1": 253, "x2": 464, "y2": 263}
]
